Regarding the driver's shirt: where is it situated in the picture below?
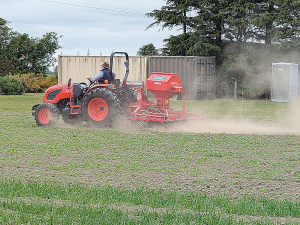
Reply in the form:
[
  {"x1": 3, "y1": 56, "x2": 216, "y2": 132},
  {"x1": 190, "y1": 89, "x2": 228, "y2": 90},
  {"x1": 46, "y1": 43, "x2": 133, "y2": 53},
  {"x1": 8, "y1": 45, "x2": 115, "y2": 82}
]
[{"x1": 90, "y1": 71, "x2": 104, "y2": 82}]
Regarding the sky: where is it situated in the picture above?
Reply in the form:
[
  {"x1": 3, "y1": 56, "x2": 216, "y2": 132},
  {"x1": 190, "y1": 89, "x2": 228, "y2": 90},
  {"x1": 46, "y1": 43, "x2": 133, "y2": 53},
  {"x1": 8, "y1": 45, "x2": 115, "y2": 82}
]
[{"x1": 1, "y1": 0, "x2": 180, "y2": 57}]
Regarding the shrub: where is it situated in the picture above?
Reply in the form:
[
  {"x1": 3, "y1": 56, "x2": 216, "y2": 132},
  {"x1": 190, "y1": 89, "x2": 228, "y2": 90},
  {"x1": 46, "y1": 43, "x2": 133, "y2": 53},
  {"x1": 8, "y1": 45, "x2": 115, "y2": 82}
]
[
  {"x1": 41, "y1": 74, "x2": 58, "y2": 92},
  {"x1": 0, "y1": 75, "x2": 24, "y2": 95},
  {"x1": 241, "y1": 84, "x2": 271, "y2": 100},
  {"x1": 13, "y1": 73, "x2": 58, "y2": 93}
]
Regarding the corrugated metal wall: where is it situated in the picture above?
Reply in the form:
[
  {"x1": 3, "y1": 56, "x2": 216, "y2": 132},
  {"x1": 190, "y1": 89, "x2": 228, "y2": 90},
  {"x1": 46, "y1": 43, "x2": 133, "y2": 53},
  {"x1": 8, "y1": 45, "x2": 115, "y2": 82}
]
[
  {"x1": 58, "y1": 55, "x2": 147, "y2": 84},
  {"x1": 58, "y1": 55, "x2": 216, "y2": 100},
  {"x1": 149, "y1": 56, "x2": 216, "y2": 100}
]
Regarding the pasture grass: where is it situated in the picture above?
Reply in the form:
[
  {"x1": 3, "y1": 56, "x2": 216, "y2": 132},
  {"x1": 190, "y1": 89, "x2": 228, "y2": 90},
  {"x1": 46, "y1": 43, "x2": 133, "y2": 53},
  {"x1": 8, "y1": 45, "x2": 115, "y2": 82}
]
[{"x1": 0, "y1": 94, "x2": 300, "y2": 224}]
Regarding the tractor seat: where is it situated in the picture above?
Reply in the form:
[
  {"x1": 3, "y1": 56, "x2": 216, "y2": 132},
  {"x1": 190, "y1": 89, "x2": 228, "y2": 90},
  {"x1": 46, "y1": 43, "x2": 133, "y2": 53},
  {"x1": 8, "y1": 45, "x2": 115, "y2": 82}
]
[{"x1": 73, "y1": 83, "x2": 87, "y2": 98}]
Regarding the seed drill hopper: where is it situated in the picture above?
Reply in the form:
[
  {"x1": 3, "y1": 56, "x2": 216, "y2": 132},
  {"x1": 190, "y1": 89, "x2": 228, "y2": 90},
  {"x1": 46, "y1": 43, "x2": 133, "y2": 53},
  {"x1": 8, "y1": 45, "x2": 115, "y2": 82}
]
[{"x1": 128, "y1": 72, "x2": 206, "y2": 124}]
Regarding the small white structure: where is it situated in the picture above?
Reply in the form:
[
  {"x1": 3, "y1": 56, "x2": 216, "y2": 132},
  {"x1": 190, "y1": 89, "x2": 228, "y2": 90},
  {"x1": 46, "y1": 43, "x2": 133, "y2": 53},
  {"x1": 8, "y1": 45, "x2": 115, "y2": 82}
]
[{"x1": 271, "y1": 63, "x2": 298, "y2": 102}]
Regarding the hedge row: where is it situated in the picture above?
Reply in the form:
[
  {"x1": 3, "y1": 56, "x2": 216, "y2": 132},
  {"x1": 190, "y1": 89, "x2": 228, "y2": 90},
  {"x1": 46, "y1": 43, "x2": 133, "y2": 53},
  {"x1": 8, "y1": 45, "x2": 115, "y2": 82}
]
[{"x1": 0, "y1": 73, "x2": 58, "y2": 95}]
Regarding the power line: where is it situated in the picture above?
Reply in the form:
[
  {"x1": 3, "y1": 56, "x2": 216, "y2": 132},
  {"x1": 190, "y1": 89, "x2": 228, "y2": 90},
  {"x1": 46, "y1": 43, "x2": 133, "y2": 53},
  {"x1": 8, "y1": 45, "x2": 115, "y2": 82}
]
[{"x1": 42, "y1": 0, "x2": 146, "y2": 15}]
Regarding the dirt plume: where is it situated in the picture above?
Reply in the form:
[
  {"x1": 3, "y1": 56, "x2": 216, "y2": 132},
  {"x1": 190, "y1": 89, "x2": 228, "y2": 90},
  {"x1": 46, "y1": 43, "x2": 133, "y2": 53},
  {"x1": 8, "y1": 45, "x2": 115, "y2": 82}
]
[
  {"x1": 175, "y1": 118, "x2": 295, "y2": 135},
  {"x1": 175, "y1": 101, "x2": 300, "y2": 135}
]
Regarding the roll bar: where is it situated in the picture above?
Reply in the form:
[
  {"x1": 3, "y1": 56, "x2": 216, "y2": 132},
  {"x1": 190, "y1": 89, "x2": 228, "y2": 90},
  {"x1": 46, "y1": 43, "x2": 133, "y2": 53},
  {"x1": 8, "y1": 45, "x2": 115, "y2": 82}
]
[{"x1": 109, "y1": 52, "x2": 129, "y2": 85}]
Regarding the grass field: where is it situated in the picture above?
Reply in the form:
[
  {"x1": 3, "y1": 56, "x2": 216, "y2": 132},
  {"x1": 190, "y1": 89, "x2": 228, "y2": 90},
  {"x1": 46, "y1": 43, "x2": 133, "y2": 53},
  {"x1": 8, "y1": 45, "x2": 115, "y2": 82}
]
[{"x1": 1, "y1": 94, "x2": 300, "y2": 224}]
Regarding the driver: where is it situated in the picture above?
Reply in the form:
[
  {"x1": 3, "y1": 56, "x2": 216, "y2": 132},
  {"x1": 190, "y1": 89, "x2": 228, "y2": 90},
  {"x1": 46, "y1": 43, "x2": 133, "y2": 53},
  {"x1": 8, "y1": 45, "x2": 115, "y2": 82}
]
[{"x1": 88, "y1": 62, "x2": 115, "y2": 84}]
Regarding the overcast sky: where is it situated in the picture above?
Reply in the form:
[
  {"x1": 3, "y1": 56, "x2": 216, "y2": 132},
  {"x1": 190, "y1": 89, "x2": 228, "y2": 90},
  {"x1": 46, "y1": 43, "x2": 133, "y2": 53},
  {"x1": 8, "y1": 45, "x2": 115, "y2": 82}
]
[{"x1": 1, "y1": 0, "x2": 180, "y2": 57}]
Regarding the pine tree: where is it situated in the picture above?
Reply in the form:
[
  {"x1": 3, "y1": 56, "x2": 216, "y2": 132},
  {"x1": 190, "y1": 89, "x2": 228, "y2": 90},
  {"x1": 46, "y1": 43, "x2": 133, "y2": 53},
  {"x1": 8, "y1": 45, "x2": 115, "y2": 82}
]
[
  {"x1": 146, "y1": 0, "x2": 300, "y2": 57},
  {"x1": 146, "y1": 0, "x2": 198, "y2": 56},
  {"x1": 250, "y1": 0, "x2": 300, "y2": 46}
]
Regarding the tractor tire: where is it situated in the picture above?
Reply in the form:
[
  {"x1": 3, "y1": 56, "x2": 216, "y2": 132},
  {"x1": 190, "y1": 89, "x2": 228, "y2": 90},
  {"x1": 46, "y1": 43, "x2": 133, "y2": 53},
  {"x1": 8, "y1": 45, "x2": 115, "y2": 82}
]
[
  {"x1": 82, "y1": 88, "x2": 121, "y2": 127},
  {"x1": 33, "y1": 103, "x2": 60, "y2": 126}
]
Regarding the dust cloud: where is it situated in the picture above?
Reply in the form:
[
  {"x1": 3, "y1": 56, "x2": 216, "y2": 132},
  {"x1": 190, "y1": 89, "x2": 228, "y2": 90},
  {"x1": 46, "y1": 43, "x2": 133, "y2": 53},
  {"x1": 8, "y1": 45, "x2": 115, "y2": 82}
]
[
  {"x1": 175, "y1": 101, "x2": 300, "y2": 135},
  {"x1": 54, "y1": 111, "x2": 300, "y2": 135},
  {"x1": 179, "y1": 43, "x2": 300, "y2": 135},
  {"x1": 176, "y1": 118, "x2": 293, "y2": 135},
  {"x1": 53, "y1": 100, "x2": 300, "y2": 135}
]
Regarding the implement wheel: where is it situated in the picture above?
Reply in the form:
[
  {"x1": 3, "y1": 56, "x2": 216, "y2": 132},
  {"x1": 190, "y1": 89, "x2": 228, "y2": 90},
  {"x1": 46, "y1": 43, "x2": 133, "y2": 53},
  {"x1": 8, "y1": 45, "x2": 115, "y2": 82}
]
[
  {"x1": 33, "y1": 103, "x2": 59, "y2": 126},
  {"x1": 82, "y1": 88, "x2": 120, "y2": 127}
]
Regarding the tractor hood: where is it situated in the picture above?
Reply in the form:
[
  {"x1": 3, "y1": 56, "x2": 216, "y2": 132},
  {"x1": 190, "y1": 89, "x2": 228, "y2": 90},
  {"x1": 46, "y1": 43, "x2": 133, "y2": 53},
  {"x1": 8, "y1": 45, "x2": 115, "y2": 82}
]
[{"x1": 44, "y1": 83, "x2": 70, "y2": 103}]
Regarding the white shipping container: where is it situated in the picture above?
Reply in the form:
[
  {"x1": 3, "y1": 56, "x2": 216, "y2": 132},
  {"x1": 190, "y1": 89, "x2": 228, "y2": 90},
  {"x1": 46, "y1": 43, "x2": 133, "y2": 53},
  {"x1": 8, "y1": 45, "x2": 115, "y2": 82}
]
[{"x1": 58, "y1": 55, "x2": 148, "y2": 85}]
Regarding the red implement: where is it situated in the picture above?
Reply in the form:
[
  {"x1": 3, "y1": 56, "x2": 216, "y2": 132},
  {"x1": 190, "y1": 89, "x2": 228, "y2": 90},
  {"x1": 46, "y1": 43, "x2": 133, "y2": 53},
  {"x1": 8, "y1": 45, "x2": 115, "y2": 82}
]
[{"x1": 128, "y1": 72, "x2": 207, "y2": 123}]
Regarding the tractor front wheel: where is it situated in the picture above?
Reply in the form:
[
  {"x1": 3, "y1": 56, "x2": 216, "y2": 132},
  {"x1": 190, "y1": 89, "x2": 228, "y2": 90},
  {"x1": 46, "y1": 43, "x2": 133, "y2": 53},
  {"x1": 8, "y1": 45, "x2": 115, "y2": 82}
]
[
  {"x1": 82, "y1": 88, "x2": 120, "y2": 127},
  {"x1": 33, "y1": 103, "x2": 59, "y2": 126}
]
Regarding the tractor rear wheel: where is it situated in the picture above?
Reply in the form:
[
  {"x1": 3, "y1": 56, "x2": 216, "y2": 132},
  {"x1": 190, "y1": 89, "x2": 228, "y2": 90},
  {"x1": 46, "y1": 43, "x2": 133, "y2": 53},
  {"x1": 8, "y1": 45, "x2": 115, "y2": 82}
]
[
  {"x1": 82, "y1": 88, "x2": 120, "y2": 127},
  {"x1": 33, "y1": 103, "x2": 60, "y2": 126}
]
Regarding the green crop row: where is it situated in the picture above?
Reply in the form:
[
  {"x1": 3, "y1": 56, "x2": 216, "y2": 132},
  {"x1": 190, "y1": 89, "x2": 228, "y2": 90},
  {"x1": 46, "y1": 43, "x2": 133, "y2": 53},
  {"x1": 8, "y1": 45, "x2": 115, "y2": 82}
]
[{"x1": 0, "y1": 180, "x2": 299, "y2": 224}]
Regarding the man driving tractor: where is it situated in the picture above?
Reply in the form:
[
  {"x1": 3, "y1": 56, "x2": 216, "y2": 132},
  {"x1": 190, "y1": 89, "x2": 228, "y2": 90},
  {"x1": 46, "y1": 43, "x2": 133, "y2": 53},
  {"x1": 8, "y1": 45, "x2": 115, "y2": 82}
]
[{"x1": 88, "y1": 62, "x2": 115, "y2": 84}]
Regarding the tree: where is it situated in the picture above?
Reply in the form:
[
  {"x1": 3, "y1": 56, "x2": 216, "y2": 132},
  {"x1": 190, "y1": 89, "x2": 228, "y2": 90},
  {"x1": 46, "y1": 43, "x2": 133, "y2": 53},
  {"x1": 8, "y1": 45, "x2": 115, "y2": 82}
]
[
  {"x1": 0, "y1": 55, "x2": 16, "y2": 76},
  {"x1": 231, "y1": 0, "x2": 300, "y2": 46},
  {"x1": 224, "y1": 0, "x2": 257, "y2": 43},
  {"x1": 0, "y1": 18, "x2": 16, "y2": 76},
  {"x1": 146, "y1": 0, "x2": 228, "y2": 58},
  {"x1": 192, "y1": 0, "x2": 229, "y2": 48},
  {"x1": 146, "y1": 0, "x2": 197, "y2": 35},
  {"x1": 146, "y1": 0, "x2": 199, "y2": 56},
  {"x1": 0, "y1": 18, "x2": 11, "y2": 55},
  {"x1": 137, "y1": 43, "x2": 158, "y2": 56},
  {"x1": 6, "y1": 32, "x2": 61, "y2": 74},
  {"x1": 147, "y1": 0, "x2": 300, "y2": 56},
  {"x1": 0, "y1": 18, "x2": 61, "y2": 76},
  {"x1": 162, "y1": 33, "x2": 220, "y2": 56}
]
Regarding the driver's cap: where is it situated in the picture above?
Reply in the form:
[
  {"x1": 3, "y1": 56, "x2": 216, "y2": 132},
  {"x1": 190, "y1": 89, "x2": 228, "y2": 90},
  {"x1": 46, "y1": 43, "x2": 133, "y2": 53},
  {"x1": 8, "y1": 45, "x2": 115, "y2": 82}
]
[{"x1": 102, "y1": 62, "x2": 109, "y2": 68}]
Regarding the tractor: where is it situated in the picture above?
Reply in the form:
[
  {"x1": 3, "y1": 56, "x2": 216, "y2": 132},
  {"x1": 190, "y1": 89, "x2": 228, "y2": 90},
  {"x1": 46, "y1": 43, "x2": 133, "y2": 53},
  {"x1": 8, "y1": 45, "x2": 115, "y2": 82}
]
[
  {"x1": 32, "y1": 52, "x2": 137, "y2": 127},
  {"x1": 32, "y1": 51, "x2": 207, "y2": 128}
]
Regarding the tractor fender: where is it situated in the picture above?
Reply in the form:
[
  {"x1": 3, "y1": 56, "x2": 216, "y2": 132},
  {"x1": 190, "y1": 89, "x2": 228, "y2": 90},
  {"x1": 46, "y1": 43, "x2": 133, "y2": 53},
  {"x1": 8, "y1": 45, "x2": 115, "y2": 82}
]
[{"x1": 83, "y1": 84, "x2": 109, "y2": 99}]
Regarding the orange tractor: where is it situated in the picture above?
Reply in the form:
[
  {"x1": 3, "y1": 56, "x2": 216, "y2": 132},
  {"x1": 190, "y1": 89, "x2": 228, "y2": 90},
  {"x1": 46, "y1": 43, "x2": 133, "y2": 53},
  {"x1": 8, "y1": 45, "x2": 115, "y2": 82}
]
[{"x1": 32, "y1": 52, "x2": 206, "y2": 127}]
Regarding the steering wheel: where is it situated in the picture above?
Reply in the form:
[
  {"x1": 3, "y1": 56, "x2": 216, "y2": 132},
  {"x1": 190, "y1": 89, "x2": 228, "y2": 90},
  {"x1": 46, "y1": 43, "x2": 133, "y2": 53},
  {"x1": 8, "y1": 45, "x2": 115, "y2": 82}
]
[{"x1": 87, "y1": 77, "x2": 94, "y2": 86}]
